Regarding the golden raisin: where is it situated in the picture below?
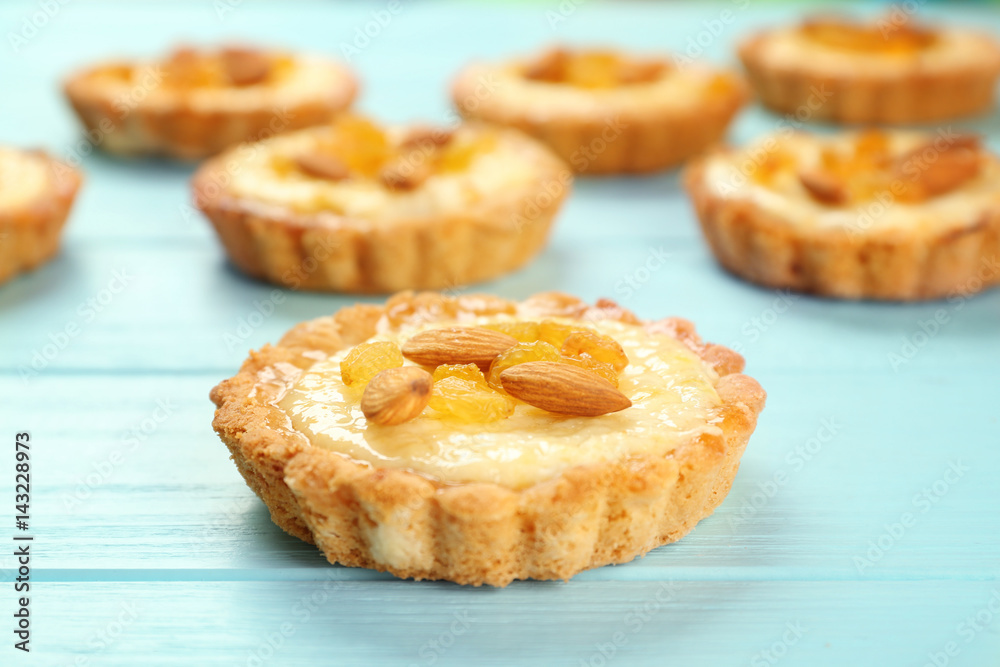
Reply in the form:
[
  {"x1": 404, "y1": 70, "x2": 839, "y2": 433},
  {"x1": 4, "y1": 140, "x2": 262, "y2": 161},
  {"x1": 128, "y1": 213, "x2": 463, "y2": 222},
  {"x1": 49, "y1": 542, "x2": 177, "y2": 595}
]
[
  {"x1": 558, "y1": 353, "x2": 620, "y2": 387},
  {"x1": 562, "y1": 52, "x2": 620, "y2": 89},
  {"x1": 428, "y1": 376, "x2": 516, "y2": 423},
  {"x1": 324, "y1": 116, "x2": 391, "y2": 178},
  {"x1": 481, "y1": 320, "x2": 541, "y2": 343},
  {"x1": 432, "y1": 363, "x2": 488, "y2": 385},
  {"x1": 537, "y1": 320, "x2": 587, "y2": 348},
  {"x1": 435, "y1": 133, "x2": 498, "y2": 173},
  {"x1": 486, "y1": 341, "x2": 563, "y2": 390},
  {"x1": 340, "y1": 341, "x2": 404, "y2": 387},
  {"x1": 560, "y1": 330, "x2": 629, "y2": 372}
]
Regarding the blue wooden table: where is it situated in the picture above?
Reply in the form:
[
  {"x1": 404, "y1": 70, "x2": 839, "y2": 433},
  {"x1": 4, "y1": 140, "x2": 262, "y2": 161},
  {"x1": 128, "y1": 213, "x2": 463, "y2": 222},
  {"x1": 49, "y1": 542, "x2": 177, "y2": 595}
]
[{"x1": 2, "y1": 1, "x2": 999, "y2": 665}]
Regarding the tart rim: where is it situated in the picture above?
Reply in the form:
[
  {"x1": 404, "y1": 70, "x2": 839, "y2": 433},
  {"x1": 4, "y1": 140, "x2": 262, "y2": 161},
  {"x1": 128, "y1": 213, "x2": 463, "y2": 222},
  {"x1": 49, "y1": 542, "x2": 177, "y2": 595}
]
[
  {"x1": 192, "y1": 122, "x2": 571, "y2": 293},
  {"x1": 0, "y1": 149, "x2": 83, "y2": 284},
  {"x1": 738, "y1": 25, "x2": 1000, "y2": 124},
  {"x1": 210, "y1": 291, "x2": 766, "y2": 586},
  {"x1": 684, "y1": 138, "x2": 1000, "y2": 300},
  {"x1": 451, "y1": 50, "x2": 750, "y2": 174},
  {"x1": 63, "y1": 48, "x2": 359, "y2": 160}
]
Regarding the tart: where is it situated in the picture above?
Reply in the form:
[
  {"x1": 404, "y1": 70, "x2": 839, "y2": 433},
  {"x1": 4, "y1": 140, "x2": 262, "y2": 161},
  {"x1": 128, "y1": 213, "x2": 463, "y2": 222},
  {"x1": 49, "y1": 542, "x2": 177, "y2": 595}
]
[
  {"x1": 685, "y1": 129, "x2": 1000, "y2": 300},
  {"x1": 64, "y1": 45, "x2": 358, "y2": 160},
  {"x1": 192, "y1": 116, "x2": 570, "y2": 292},
  {"x1": 451, "y1": 47, "x2": 749, "y2": 174},
  {"x1": 0, "y1": 147, "x2": 83, "y2": 285},
  {"x1": 739, "y1": 17, "x2": 1000, "y2": 124},
  {"x1": 210, "y1": 291, "x2": 766, "y2": 586}
]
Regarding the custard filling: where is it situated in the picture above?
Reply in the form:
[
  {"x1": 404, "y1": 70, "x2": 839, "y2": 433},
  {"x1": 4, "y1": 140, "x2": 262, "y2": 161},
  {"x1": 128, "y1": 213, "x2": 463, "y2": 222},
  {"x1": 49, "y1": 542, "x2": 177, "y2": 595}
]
[
  {"x1": 0, "y1": 148, "x2": 50, "y2": 210},
  {"x1": 278, "y1": 317, "x2": 722, "y2": 489},
  {"x1": 706, "y1": 130, "x2": 1000, "y2": 231}
]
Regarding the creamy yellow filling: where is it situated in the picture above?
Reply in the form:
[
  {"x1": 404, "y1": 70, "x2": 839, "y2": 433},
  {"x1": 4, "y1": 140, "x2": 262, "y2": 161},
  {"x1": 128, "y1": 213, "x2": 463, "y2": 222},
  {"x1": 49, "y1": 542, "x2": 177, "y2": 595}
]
[
  {"x1": 227, "y1": 126, "x2": 546, "y2": 220},
  {"x1": 705, "y1": 132, "x2": 1000, "y2": 233},
  {"x1": 278, "y1": 318, "x2": 722, "y2": 489},
  {"x1": 0, "y1": 148, "x2": 49, "y2": 210}
]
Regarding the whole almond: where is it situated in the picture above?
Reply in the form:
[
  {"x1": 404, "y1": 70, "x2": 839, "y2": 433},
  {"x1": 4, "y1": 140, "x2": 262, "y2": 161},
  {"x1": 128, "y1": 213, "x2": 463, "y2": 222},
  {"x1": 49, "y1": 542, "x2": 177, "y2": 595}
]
[
  {"x1": 221, "y1": 47, "x2": 271, "y2": 86},
  {"x1": 379, "y1": 158, "x2": 431, "y2": 191},
  {"x1": 361, "y1": 367, "x2": 433, "y2": 426},
  {"x1": 500, "y1": 361, "x2": 631, "y2": 417},
  {"x1": 295, "y1": 152, "x2": 350, "y2": 181},
  {"x1": 402, "y1": 327, "x2": 518, "y2": 370},
  {"x1": 798, "y1": 168, "x2": 847, "y2": 205},
  {"x1": 400, "y1": 126, "x2": 454, "y2": 150},
  {"x1": 895, "y1": 136, "x2": 982, "y2": 199}
]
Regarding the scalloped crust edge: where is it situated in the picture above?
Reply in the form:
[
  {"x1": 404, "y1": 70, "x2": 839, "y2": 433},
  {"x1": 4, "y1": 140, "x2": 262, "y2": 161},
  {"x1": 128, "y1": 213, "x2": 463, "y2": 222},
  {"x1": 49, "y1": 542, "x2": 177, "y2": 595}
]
[
  {"x1": 63, "y1": 64, "x2": 358, "y2": 160},
  {"x1": 0, "y1": 153, "x2": 83, "y2": 284},
  {"x1": 191, "y1": 128, "x2": 570, "y2": 293},
  {"x1": 210, "y1": 291, "x2": 766, "y2": 586},
  {"x1": 451, "y1": 68, "x2": 749, "y2": 175},
  {"x1": 738, "y1": 33, "x2": 1000, "y2": 124},
  {"x1": 684, "y1": 153, "x2": 1000, "y2": 301}
]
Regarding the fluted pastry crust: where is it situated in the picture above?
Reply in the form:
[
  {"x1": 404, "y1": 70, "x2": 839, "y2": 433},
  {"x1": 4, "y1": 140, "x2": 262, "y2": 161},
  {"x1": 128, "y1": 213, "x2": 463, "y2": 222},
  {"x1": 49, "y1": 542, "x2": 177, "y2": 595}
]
[
  {"x1": 210, "y1": 292, "x2": 766, "y2": 586},
  {"x1": 63, "y1": 48, "x2": 357, "y2": 159},
  {"x1": 192, "y1": 122, "x2": 570, "y2": 293},
  {"x1": 739, "y1": 23, "x2": 1000, "y2": 124},
  {"x1": 684, "y1": 132, "x2": 1000, "y2": 300},
  {"x1": 0, "y1": 149, "x2": 82, "y2": 284},
  {"x1": 451, "y1": 50, "x2": 748, "y2": 174}
]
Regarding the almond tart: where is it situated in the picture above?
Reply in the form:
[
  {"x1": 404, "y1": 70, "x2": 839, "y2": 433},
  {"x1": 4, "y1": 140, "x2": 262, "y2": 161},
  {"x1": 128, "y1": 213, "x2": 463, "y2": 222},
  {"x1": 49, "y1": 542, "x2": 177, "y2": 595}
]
[
  {"x1": 0, "y1": 147, "x2": 83, "y2": 285},
  {"x1": 210, "y1": 291, "x2": 766, "y2": 586},
  {"x1": 64, "y1": 45, "x2": 357, "y2": 160},
  {"x1": 685, "y1": 128, "x2": 1000, "y2": 300},
  {"x1": 451, "y1": 47, "x2": 748, "y2": 174},
  {"x1": 192, "y1": 116, "x2": 570, "y2": 292},
  {"x1": 739, "y1": 17, "x2": 1000, "y2": 124}
]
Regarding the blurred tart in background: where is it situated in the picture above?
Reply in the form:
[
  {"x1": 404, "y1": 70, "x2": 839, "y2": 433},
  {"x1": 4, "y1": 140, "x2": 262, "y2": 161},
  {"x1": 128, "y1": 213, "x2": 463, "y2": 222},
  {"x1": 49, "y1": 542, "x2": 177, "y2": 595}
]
[
  {"x1": 192, "y1": 115, "x2": 570, "y2": 292},
  {"x1": 210, "y1": 291, "x2": 765, "y2": 586},
  {"x1": 452, "y1": 47, "x2": 748, "y2": 174},
  {"x1": 0, "y1": 147, "x2": 82, "y2": 284},
  {"x1": 685, "y1": 129, "x2": 1000, "y2": 300},
  {"x1": 739, "y1": 17, "x2": 1000, "y2": 123},
  {"x1": 63, "y1": 45, "x2": 358, "y2": 160}
]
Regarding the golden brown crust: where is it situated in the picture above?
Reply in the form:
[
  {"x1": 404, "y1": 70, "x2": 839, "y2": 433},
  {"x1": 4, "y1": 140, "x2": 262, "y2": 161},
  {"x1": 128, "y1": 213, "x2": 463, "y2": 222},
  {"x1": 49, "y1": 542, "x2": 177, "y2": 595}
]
[
  {"x1": 684, "y1": 154, "x2": 1000, "y2": 300},
  {"x1": 0, "y1": 152, "x2": 83, "y2": 285},
  {"x1": 738, "y1": 31, "x2": 1000, "y2": 124},
  {"x1": 210, "y1": 292, "x2": 766, "y2": 586},
  {"x1": 191, "y1": 125, "x2": 570, "y2": 293},
  {"x1": 451, "y1": 60, "x2": 749, "y2": 175},
  {"x1": 63, "y1": 54, "x2": 358, "y2": 160}
]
